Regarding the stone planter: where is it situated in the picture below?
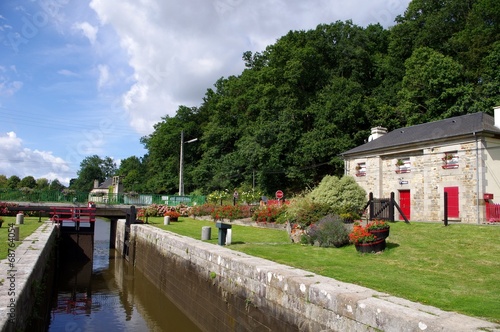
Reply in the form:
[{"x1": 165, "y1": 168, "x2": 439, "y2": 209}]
[{"x1": 354, "y1": 238, "x2": 386, "y2": 253}]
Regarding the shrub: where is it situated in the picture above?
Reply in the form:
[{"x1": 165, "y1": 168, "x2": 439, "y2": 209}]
[
  {"x1": 307, "y1": 175, "x2": 366, "y2": 221},
  {"x1": 304, "y1": 214, "x2": 350, "y2": 247},
  {"x1": 164, "y1": 210, "x2": 181, "y2": 219},
  {"x1": 286, "y1": 197, "x2": 332, "y2": 228},
  {"x1": 252, "y1": 204, "x2": 287, "y2": 223},
  {"x1": 211, "y1": 204, "x2": 255, "y2": 221},
  {"x1": 189, "y1": 203, "x2": 217, "y2": 217},
  {"x1": 207, "y1": 190, "x2": 230, "y2": 204}
]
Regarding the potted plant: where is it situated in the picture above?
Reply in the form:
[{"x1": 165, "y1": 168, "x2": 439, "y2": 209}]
[
  {"x1": 349, "y1": 222, "x2": 386, "y2": 253},
  {"x1": 396, "y1": 159, "x2": 405, "y2": 167},
  {"x1": 164, "y1": 210, "x2": 180, "y2": 222},
  {"x1": 366, "y1": 220, "x2": 390, "y2": 240}
]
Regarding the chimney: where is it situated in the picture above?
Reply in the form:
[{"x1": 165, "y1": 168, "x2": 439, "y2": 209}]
[
  {"x1": 495, "y1": 105, "x2": 500, "y2": 129},
  {"x1": 94, "y1": 179, "x2": 99, "y2": 189},
  {"x1": 368, "y1": 127, "x2": 387, "y2": 142}
]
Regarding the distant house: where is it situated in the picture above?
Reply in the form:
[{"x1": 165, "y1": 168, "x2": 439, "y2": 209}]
[
  {"x1": 88, "y1": 176, "x2": 123, "y2": 203},
  {"x1": 341, "y1": 107, "x2": 500, "y2": 224}
]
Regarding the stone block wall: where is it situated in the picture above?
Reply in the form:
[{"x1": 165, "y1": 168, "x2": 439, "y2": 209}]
[
  {"x1": 0, "y1": 222, "x2": 57, "y2": 332},
  {"x1": 348, "y1": 139, "x2": 489, "y2": 223},
  {"x1": 120, "y1": 221, "x2": 499, "y2": 331}
]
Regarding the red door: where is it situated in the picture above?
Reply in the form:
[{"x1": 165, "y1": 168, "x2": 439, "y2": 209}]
[
  {"x1": 399, "y1": 190, "x2": 411, "y2": 220},
  {"x1": 444, "y1": 187, "x2": 459, "y2": 218}
]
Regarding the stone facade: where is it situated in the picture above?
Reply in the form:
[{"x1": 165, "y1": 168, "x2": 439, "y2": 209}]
[
  {"x1": 348, "y1": 140, "x2": 489, "y2": 223},
  {"x1": 344, "y1": 111, "x2": 500, "y2": 224}
]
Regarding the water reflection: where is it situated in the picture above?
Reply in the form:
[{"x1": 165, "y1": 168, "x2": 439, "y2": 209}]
[{"x1": 48, "y1": 219, "x2": 201, "y2": 331}]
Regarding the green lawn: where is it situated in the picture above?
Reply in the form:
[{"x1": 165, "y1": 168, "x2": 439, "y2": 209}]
[
  {"x1": 148, "y1": 217, "x2": 500, "y2": 323},
  {"x1": 0, "y1": 216, "x2": 45, "y2": 260}
]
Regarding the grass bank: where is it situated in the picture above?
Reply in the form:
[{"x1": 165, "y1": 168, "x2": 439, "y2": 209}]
[
  {"x1": 148, "y1": 217, "x2": 500, "y2": 323},
  {"x1": 0, "y1": 216, "x2": 45, "y2": 260}
]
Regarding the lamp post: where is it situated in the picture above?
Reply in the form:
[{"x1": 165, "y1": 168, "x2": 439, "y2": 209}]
[{"x1": 179, "y1": 131, "x2": 198, "y2": 196}]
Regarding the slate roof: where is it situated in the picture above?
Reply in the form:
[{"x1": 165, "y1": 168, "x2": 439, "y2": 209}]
[
  {"x1": 97, "y1": 178, "x2": 113, "y2": 189},
  {"x1": 342, "y1": 112, "x2": 500, "y2": 156}
]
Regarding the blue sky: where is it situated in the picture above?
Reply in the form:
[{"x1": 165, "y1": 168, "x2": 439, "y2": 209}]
[{"x1": 0, "y1": 0, "x2": 410, "y2": 185}]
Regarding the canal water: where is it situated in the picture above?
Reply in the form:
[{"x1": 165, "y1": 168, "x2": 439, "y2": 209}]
[{"x1": 47, "y1": 219, "x2": 201, "y2": 331}]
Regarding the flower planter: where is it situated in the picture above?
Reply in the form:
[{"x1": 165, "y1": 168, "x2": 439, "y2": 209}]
[
  {"x1": 369, "y1": 227, "x2": 390, "y2": 240},
  {"x1": 169, "y1": 217, "x2": 179, "y2": 222},
  {"x1": 354, "y1": 238, "x2": 386, "y2": 253}
]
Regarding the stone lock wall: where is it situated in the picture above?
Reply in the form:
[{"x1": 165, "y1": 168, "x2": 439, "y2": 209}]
[
  {"x1": 0, "y1": 222, "x2": 57, "y2": 332},
  {"x1": 118, "y1": 221, "x2": 499, "y2": 331}
]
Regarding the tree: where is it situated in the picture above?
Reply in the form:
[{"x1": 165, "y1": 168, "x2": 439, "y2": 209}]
[
  {"x1": 71, "y1": 155, "x2": 117, "y2": 192},
  {"x1": 117, "y1": 156, "x2": 146, "y2": 192},
  {"x1": 141, "y1": 106, "x2": 204, "y2": 194},
  {"x1": 7, "y1": 175, "x2": 20, "y2": 189},
  {"x1": 49, "y1": 179, "x2": 65, "y2": 192},
  {"x1": 19, "y1": 176, "x2": 37, "y2": 189},
  {"x1": 0, "y1": 175, "x2": 8, "y2": 189},
  {"x1": 398, "y1": 47, "x2": 467, "y2": 125},
  {"x1": 36, "y1": 178, "x2": 50, "y2": 190}
]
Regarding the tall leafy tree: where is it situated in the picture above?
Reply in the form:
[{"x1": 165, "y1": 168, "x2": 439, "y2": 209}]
[
  {"x1": 0, "y1": 175, "x2": 8, "y2": 189},
  {"x1": 141, "y1": 106, "x2": 204, "y2": 193},
  {"x1": 19, "y1": 176, "x2": 37, "y2": 189},
  {"x1": 71, "y1": 155, "x2": 117, "y2": 192},
  {"x1": 49, "y1": 179, "x2": 65, "y2": 192},
  {"x1": 7, "y1": 175, "x2": 20, "y2": 189},
  {"x1": 398, "y1": 47, "x2": 467, "y2": 124},
  {"x1": 117, "y1": 156, "x2": 146, "y2": 192},
  {"x1": 36, "y1": 178, "x2": 50, "y2": 191}
]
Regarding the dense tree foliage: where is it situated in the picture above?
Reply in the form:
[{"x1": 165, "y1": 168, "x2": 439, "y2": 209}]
[
  {"x1": 0, "y1": 174, "x2": 66, "y2": 191},
  {"x1": 19, "y1": 176, "x2": 37, "y2": 189},
  {"x1": 70, "y1": 155, "x2": 117, "y2": 192},
  {"x1": 132, "y1": 0, "x2": 499, "y2": 196}
]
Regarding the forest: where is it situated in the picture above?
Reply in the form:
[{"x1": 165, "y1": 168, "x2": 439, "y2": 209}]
[{"x1": 4, "y1": 0, "x2": 498, "y2": 197}]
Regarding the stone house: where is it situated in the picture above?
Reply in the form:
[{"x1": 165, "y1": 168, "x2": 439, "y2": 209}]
[
  {"x1": 341, "y1": 107, "x2": 500, "y2": 224},
  {"x1": 89, "y1": 176, "x2": 123, "y2": 203}
]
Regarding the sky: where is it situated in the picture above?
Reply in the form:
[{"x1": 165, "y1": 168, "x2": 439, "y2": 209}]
[{"x1": 0, "y1": 0, "x2": 411, "y2": 185}]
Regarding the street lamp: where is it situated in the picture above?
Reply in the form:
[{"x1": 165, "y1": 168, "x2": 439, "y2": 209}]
[{"x1": 179, "y1": 130, "x2": 198, "y2": 196}]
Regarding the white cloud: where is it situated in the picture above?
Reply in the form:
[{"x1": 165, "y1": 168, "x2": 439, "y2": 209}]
[
  {"x1": 58, "y1": 69, "x2": 78, "y2": 76},
  {"x1": 0, "y1": 132, "x2": 72, "y2": 184},
  {"x1": 73, "y1": 21, "x2": 99, "y2": 45},
  {"x1": 97, "y1": 64, "x2": 109, "y2": 89},
  {"x1": 0, "y1": 65, "x2": 22, "y2": 96}
]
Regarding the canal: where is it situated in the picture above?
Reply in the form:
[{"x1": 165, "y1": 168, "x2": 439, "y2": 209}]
[{"x1": 47, "y1": 219, "x2": 201, "y2": 331}]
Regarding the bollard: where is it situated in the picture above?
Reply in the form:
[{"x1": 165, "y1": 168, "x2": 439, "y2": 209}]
[
  {"x1": 215, "y1": 222, "x2": 232, "y2": 246},
  {"x1": 14, "y1": 226, "x2": 20, "y2": 241},
  {"x1": 16, "y1": 213, "x2": 24, "y2": 225},
  {"x1": 164, "y1": 216, "x2": 170, "y2": 225},
  {"x1": 201, "y1": 226, "x2": 211, "y2": 240},
  {"x1": 226, "y1": 229, "x2": 232, "y2": 245}
]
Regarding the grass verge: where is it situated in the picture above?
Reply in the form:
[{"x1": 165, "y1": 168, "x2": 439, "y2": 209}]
[
  {"x1": 0, "y1": 217, "x2": 45, "y2": 260},
  {"x1": 148, "y1": 217, "x2": 500, "y2": 323}
]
